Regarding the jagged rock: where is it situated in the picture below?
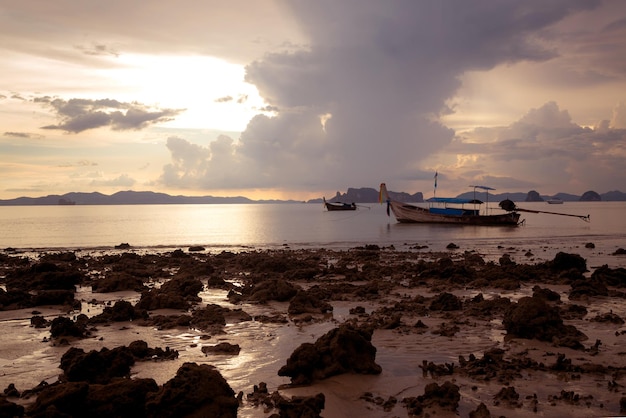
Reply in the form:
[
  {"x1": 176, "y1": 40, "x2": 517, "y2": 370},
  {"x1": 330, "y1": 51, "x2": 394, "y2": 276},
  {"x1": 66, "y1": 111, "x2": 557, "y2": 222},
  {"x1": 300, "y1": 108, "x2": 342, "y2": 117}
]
[
  {"x1": 275, "y1": 393, "x2": 325, "y2": 418},
  {"x1": 27, "y1": 379, "x2": 159, "y2": 418},
  {"x1": 201, "y1": 342, "x2": 241, "y2": 355},
  {"x1": 0, "y1": 396, "x2": 23, "y2": 418},
  {"x1": 92, "y1": 271, "x2": 146, "y2": 292},
  {"x1": 469, "y1": 402, "x2": 492, "y2": 418},
  {"x1": 591, "y1": 265, "x2": 626, "y2": 287},
  {"x1": 90, "y1": 300, "x2": 148, "y2": 323},
  {"x1": 287, "y1": 290, "x2": 333, "y2": 315},
  {"x1": 402, "y1": 381, "x2": 460, "y2": 416},
  {"x1": 250, "y1": 279, "x2": 300, "y2": 302},
  {"x1": 60, "y1": 346, "x2": 136, "y2": 384},
  {"x1": 503, "y1": 296, "x2": 587, "y2": 349},
  {"x1": 550, "y1": 252, "x2": 587, "y2": 273},
  {"x1": 278, "y1": 324, "x2": 381, "y2": 384},
  {"x1": 50, "y1": 316, "x2": 90, "y2": 339},
  {"x1": 145, "y1": 362, "x2": 238, "y2": 418},
  {"x1": 429, "y1": 292, "x2": 462, "y2": 311}
]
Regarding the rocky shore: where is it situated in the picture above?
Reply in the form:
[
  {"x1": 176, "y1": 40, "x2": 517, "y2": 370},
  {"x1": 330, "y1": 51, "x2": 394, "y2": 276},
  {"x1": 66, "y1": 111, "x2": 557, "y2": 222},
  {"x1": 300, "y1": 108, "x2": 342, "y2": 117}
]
[{"x1": 1, "y1": 245, "x2": 625, "y2": 417}]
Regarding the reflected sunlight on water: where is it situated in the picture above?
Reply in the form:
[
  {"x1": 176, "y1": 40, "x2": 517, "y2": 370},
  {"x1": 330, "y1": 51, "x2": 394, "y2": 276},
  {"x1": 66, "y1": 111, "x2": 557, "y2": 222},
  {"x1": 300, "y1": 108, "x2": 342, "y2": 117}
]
[{"x1": 1, "y1": 202, "x2": 625, "y2": 268}]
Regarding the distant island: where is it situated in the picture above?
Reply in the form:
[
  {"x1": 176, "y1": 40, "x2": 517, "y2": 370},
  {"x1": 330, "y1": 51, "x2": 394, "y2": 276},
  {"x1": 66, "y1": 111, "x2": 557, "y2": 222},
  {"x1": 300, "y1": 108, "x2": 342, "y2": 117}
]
[
  {"x1": 321, "y1": 187, "x2": 624, "y2": 204},
  {"x1": 0, "y1": 188, "x2": 624, "y2": 206}
]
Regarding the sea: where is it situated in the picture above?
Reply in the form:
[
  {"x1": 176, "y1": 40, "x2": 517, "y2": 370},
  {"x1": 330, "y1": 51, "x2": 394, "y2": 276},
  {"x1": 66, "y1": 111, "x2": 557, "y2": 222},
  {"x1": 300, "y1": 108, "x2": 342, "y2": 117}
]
[
  {"x1": 1, "y1": 201, "x2": 625, "y2": 264},
  {"x1": 2, "y1": 201, "x2": 626, "y2": 418}
]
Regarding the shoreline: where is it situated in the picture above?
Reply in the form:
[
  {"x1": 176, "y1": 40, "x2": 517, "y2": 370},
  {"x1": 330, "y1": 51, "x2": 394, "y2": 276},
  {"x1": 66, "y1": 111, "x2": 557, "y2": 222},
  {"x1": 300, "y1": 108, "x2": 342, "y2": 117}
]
[{"x1": 1, "y1": 244, "x2": 625, "y2": 417}]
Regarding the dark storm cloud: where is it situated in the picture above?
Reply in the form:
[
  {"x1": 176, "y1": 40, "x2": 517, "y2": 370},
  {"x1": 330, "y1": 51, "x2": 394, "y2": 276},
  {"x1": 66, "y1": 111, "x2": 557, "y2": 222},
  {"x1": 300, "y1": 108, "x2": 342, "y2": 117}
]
[
  {"x1": 35, "y1": 97, "x2": 184, "y2": 133},
  {"x1": 161, "y1": 0, "x2": 601, "y2": 192}
]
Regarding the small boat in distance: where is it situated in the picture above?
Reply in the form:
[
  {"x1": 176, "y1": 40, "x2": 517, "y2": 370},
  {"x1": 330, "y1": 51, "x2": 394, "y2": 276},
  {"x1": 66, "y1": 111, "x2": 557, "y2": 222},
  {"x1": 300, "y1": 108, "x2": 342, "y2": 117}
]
[
  {"x1": 379, "y1": 183, "x2": 520, "y2": 226},
  {"x1": 547, "y1": 198, "x2": 564, "y2": 204},
  {"x1": 323, "y1": 197, "x2": 357, "y2": 211}
]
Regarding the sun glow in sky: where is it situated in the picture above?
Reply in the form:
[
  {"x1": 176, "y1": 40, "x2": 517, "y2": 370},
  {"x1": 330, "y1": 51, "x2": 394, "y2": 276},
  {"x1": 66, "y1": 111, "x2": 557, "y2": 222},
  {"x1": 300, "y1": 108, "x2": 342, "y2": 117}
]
[
  {"x1": 100, "y1": 54, "x2": 267, "y2": 131},
  {"x1": 1, "y1": 0, "x2": 626, "y2": 201}
]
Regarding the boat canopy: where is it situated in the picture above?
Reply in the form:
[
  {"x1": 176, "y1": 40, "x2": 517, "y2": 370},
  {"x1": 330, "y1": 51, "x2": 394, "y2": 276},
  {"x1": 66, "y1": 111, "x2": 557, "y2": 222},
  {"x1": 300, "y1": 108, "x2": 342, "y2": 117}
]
[
  {"x1": 427, "y1": 197, "x2": 483, "y2": 204},
  {"x1": 469, "y1": 185, "x2": 496, "y2": 191}
]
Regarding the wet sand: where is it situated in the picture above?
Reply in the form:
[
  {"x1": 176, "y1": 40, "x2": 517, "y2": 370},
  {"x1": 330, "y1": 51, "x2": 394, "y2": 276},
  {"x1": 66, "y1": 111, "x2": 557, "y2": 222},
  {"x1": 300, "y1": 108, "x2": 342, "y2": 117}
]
[{"x1": 1, "y1": 238, "x2": 625, "y2": 417}]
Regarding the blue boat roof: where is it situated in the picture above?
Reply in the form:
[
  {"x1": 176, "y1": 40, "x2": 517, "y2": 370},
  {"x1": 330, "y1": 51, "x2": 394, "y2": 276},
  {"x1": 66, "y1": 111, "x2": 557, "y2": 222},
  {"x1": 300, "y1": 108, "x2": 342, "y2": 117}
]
[{"x1": 427, "y1": 197, "x2": 483, "y2": 204}]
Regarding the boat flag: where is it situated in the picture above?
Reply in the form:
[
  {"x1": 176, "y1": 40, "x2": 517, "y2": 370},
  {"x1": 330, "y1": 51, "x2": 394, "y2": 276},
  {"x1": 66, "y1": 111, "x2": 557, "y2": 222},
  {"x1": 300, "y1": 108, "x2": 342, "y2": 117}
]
[
  {"x1": 379, "y1": 183, "x2": 390, "y2": 216},
  {"x1": 433, "y1": 171, "x2": 438, "y2": 198}
]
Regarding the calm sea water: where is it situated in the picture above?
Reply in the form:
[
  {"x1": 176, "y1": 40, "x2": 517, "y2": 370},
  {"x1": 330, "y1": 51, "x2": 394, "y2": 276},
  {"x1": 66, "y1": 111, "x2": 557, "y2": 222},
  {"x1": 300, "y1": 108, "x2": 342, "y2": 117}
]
[{"x1": 1, "y1": 202, "x2": 625, "y2": 258}]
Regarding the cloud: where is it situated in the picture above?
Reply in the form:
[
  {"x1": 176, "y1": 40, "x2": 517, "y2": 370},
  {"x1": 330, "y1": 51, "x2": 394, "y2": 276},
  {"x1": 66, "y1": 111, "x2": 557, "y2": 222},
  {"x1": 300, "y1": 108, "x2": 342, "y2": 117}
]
[
  {"x1": 158, "y1": 1, "x2": 603, "y2": 194},
  {"x1": 74, "y1": 43, "x2": 120, "y2": 57},
  {"x1": 90, "y1": 173, "x2": 136, "y2": 187},
  {"x1": 58, "y1": 160, "x2": 98, "y2": 168},
  {"x1": 0, "y1": 0, "x2": 305, "y2": 64},
  {"x1": 439, "y1": 102, "x2": 626, "y2": 193},
  {"x1": 34, "y1": 97, "x2": 184, "y2": 133},
  {"x1": 611, "y1": 102, "x2": 626, "y2": 128},
  {"x1": 3, "y1": 132, "x2": 45, "y2": 139}
]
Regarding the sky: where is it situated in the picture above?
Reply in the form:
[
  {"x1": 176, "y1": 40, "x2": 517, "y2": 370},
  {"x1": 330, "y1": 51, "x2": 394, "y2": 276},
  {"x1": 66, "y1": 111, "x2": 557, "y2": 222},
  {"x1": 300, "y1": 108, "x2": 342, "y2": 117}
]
[{"x1": 1, "y1": 0, "x2": 626, "y2": 201}]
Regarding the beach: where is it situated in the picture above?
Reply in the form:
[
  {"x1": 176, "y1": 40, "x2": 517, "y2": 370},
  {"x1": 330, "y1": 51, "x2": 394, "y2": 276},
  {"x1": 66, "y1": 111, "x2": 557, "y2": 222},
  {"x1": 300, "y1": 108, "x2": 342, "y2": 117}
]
[{"x1": 1, "y1": 240, "x2": 626, "y2": 417}]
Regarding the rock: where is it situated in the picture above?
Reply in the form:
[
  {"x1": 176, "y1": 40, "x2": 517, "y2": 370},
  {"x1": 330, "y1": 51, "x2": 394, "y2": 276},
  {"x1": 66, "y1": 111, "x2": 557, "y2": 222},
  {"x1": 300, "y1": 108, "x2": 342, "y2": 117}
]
[
  {"x1": 3, "y1": 383, "x2": 20, "y2": 397},
  {"x1": 493, "y1": 386, "x2": 520, "y2": 407},
  {"x1": 145, "y1": 362, "x2": 238, "y2": 418},
  {"x1": 579, "y1": 191, "x2": 601, "y2": 201},
  {"x1": 278, "y1": 324, "x2": 382, "y2": 384},
  {"x1": 402, "y1": 381, "x2": 460, "y2": 416},
  {"x1": 32, "y1": 289, "x2": 78, "y2": 308},
  {"x1": 27, "y1": 379, "x2": 159, "y2": 417},
  {"x1": 127, "y1": 340, "x2": 179, "y2": 360},
  {"x1": 250, "y1": 278, "x2": 299, "y2": 302},
  {"x1": 429, "y1": 292, "x2": 462, "y2": 311},
  {"x1": 469, "y1": 402, "x2": 491, "y2": 418},
  {"x1": 525, "y1": 190, "x2": 543, "y2": 202},
  {"x1": 287, "y1": 290, "x2": 333, "y2": 315},
  {"x1": 201, "y1": 342, "x2": 241, "y2": 355},
  {"x1": 60, "y1": 346, "x2": 136, "y2": 384},
  {"x1": 0, "y1": 396, "x2": 23, "y2": 418},
  {"x1": 550, "y1": 252, "x2": 587, "y2": 273},
  {"x1": 275, "y1": 393, "x2": 325, "y2": 418},
  {"x1": 569, "y1": 278, "x2": 609, "y2": 299},
  {"x1": 30, "y1": 315, "x2": 49, "y2": 328},
  {"x1": 136, "y1": 276, "x2": 203, "y2": 310},
  {"x1": 590, "y1": 312, "x2": 624, "y2": 324},
  {"x1": 4, "y1": 261, "x2": 84, "y2": 292},
  {"x1": 503, "y1": 296, "x2": 587, "y2": 349},
  {"x1": 532, "y1": 285, "x2": 561, "y2": 302},
  {"x1": 50, "y1": 316, "x2": 90, "y2": 339},
  {"x1": 92, "y1": 271, "x2": 146, "y2": 292},
  {"x1": 90, "y1": 300, "x2": 148, "y2": 323},
  {"x1": 190, "y1": 304, "x2": 227, "y2": 330},
  {"x1": 591, "y1": 265, "x2": 626, "y2": 287}
]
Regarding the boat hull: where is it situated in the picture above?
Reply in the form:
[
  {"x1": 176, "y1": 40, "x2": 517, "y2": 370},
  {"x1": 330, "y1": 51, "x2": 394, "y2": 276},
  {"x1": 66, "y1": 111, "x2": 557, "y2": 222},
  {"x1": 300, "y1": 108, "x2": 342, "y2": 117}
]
[
  {"x1": 388, "y1": 201, "x2": 520, "y2": 226},
  {"x1": 325, "y1": 202, "x2": 357, "y2": 211}
]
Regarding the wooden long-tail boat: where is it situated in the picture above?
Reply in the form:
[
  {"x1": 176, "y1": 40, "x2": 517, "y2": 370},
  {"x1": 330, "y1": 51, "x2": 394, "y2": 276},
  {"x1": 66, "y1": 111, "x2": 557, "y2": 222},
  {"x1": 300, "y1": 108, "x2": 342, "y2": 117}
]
[
  {"x1": 323, "y1": 197, "x2": 357, "y2": 211},
  {"x1": 379, "y1": 183, "x2": 520, "y2": 226}
]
